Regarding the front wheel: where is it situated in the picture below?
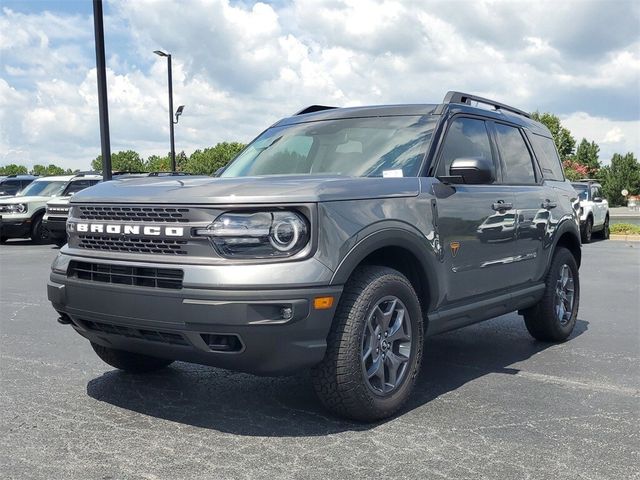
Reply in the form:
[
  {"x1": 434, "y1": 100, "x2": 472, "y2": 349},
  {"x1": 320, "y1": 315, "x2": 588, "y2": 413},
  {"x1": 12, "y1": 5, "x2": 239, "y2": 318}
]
[
  {"x1": 312, "y1": 266, "x2": 424, "y2": 422},
  {"x1": 31, "y1": 215, "x2": 49, "y2": 244},
  {"x1": 91, "y1": 342, "x2": 174, "y2": 373},
  {"x1": 523, "y1": 247, "x2": 580, "y2": 342}
]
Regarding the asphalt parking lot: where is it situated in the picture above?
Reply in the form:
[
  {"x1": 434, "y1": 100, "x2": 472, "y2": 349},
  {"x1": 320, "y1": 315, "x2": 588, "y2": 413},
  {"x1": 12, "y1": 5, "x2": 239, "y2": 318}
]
[{"x1": 1, "y1": 240, "x2": 638, "y2": 480}]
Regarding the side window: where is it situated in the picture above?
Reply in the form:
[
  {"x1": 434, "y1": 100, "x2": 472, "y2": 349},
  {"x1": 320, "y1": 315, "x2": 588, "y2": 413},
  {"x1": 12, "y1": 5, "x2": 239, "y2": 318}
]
[
  {"x1": 1, "y1": 180, "x2": 22, "y2": 195},
  {"x1": 529, "y1": 133, "x2": 564, "y2": 181},
  {"x1": 495, "y1": 123, "x2": 536, "y2": 184},
  {"x1": 436, "y1": 117, "x2": 495, "y2": 181},
  {"x1": 591, "y1": 186, "x2": 600, "y2": 199}
]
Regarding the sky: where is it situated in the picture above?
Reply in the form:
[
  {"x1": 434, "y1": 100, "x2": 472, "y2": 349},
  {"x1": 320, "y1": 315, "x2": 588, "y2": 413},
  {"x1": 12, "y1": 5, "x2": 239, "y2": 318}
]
[{"x1": 0, "y1": 0, "x2": 639, "y2": 171}]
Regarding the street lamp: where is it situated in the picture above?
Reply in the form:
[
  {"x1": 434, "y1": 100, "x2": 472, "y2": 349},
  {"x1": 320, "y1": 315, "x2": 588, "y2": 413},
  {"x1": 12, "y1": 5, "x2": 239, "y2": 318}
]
[{"x1": 154, "y1": 49, "x2": 183, "y2": 171}]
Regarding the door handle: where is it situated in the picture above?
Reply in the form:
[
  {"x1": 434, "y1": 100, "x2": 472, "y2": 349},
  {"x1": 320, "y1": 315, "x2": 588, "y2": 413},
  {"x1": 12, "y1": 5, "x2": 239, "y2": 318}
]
[
  {"x1": 541, "y1": 199, "x2": 557, "y2": 209},
  {"x1": 492, "y1": 201, "x2": 513, "y2": 211}
]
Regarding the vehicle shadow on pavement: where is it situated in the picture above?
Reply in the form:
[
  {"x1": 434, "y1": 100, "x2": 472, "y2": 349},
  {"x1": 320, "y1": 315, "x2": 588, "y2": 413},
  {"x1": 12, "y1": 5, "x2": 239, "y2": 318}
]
[{"x1": 86, "y1": 315, "x2": 589, "y2": 436}]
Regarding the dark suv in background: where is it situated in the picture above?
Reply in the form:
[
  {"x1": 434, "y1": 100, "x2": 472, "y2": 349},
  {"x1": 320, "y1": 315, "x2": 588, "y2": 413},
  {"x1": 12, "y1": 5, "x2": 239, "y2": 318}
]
[
  {"x1": 0, "y1": 174, "x2": 37, "y2": 197},
  {"x1": 48, "y1": 92, "x2": 581, "y2": 421}
]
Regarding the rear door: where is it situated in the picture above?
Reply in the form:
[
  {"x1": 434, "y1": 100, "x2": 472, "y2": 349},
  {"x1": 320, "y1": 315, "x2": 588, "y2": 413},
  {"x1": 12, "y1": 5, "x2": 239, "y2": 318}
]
[
  {"x1": 432, "y1": 116, "x2": 519, "y2": 304},
  {"x1": 493, "y1": 122, "x2": 552, "y2": 286}
]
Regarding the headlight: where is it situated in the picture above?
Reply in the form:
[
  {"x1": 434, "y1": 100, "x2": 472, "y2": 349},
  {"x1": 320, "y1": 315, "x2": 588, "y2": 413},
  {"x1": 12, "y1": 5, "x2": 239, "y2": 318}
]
[
  {"x1": 10, "y1": 203, "x2": 28, "y2": 214},
  {"x1": 196, "y1": 211, "x2": 310, "y2": 258}
]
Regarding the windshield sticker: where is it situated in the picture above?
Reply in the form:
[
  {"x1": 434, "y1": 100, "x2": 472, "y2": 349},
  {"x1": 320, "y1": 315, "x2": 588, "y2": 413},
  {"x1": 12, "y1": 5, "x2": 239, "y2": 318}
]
[{"x1": 383, "y1": 169, "x2": 403, "y2": 178}]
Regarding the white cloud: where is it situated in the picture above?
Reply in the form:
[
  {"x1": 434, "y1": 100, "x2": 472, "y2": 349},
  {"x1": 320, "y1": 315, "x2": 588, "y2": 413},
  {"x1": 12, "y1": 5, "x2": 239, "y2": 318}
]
[
  {"x1": 0, "y1": 0, "x2": 638, "y2": 171},
  {"x1": 561, "y1": 112, "x2": 640, "y2": 164}
]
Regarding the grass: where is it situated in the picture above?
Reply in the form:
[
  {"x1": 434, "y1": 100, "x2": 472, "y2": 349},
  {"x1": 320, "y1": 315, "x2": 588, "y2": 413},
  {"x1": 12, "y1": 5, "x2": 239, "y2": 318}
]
[{"x1": 610, "y1": 223, "x2": 640, "y2": 235}]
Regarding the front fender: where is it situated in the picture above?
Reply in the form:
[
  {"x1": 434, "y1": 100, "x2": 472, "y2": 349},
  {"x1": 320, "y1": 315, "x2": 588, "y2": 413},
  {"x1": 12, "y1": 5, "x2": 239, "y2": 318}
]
[{"x1": 329, "y1": 221, "x2": 440, "y2": 309}]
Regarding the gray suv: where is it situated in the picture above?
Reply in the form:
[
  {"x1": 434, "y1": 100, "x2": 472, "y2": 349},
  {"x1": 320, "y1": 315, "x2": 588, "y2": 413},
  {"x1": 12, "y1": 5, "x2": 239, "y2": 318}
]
[{"x1": 48, "y1": 92, "x2": 581, "y2": 421}]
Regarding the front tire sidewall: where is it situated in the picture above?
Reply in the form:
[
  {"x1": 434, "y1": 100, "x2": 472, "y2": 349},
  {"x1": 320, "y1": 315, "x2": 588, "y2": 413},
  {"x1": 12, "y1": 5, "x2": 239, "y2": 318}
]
[
  {"x1": 313, "y1": 267, "x2": 424, "y2": 421},
  {"x1": 31, "y1": 215, "x2": 49, "y2": 244},
  {"x1": 355, "y1": 279, "x2": 422, "y2": 410}
]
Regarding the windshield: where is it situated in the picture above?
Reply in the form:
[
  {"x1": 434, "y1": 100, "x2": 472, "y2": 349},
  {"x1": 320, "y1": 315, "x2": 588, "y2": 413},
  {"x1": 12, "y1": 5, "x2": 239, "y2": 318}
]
[
  {"x1": 572, "y1": 183, "x2": 588, "y2": 200},
  {"x1": 62, "y1": 179, "x2": 100, "y2": 196},
  {"x1": 18, "y1": 180, "x2": 66, "y2": 197},
  {"x1": 221, "y1": 116, "x2": 437, "y2": 178}
]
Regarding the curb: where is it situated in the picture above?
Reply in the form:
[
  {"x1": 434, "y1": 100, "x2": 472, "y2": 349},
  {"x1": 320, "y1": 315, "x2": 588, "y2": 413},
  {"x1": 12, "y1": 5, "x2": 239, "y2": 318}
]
[{"x1": 609, "y1": 234, "x2": 640, "y2": 242}]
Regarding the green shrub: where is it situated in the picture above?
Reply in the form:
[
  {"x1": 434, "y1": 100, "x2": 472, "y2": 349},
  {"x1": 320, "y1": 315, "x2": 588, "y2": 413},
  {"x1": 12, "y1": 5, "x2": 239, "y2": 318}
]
[{"x1": 610, "y1": 223, "x2": 640, "y2": 235}]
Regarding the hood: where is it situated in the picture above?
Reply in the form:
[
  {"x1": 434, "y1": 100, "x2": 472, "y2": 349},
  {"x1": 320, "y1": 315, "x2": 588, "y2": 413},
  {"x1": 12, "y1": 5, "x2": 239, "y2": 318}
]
[
  {"x1": 70, "y1": 175, "x2": 420, "y2": 204},
  {"x1": 0, "y1": 195, "x2": 53, "y2": 205},
  {"x1": 47, "y1": 196, "x2": 71, "y2": 206}
]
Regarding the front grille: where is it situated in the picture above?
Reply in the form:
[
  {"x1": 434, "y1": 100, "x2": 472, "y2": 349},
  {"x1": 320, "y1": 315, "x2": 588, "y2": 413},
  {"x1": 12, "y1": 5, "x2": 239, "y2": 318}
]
[
  {"x1": 77, "y1": 235, "x2": 188, "y2": 255},
  {"x1": 81, "y1": 320, "x2": 189, "y2": 346},
  {"x1": 47, "y1": 206, "x2": 70, "y2": 214},
  {"x1": 77, "y1": 205, "x2": 190, "y2": 223},
  {"x1": 68, "y1": 260, "x2": 183, "y2": 289}
]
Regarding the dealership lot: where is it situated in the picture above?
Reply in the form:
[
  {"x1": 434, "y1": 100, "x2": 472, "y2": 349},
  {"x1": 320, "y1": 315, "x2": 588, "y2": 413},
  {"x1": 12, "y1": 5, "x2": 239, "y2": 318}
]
[{"x1": 1, "y1": 240, "x2": 638, "y2": 480}]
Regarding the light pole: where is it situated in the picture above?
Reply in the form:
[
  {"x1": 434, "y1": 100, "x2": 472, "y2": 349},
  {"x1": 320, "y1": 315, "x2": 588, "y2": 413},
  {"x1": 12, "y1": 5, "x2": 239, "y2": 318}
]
[{"x1": 154, "y1": 50, "x2": 178, "y2": 171}]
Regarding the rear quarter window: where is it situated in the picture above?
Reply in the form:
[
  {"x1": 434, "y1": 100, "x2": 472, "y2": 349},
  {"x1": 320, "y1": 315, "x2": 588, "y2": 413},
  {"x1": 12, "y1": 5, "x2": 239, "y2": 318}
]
[{"x1": 529, "y1": 133, "x2": 564, "y2": 181}]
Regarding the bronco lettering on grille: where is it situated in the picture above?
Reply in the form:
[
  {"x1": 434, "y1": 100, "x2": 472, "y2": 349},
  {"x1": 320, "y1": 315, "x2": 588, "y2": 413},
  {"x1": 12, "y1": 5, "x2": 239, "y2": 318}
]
[{"x1": 75, "y1": 223, "x2": 185, "y2": 237}]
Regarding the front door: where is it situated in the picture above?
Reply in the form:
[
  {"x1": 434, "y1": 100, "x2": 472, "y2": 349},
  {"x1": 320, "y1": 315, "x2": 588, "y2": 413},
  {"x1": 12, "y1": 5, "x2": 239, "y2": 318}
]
[{"x1": 432, "y1": 116, "x2": 521, "y2": 304}]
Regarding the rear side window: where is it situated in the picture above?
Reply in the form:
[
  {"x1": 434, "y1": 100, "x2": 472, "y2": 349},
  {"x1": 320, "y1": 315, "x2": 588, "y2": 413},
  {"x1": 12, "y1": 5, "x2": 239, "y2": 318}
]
[
  {"x1": 494, "y1": 124, "x2": 536, "y2": 184},
  {"x1": 529, "y1": 133, "x2": 564, "y2": 181},
  {"x1": 436, "y1": 117, "x2": 495, "y2": 181}
]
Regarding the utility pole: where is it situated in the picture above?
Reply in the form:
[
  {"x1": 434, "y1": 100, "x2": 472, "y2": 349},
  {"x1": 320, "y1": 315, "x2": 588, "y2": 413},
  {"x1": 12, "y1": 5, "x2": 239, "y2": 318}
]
[{"x1": 92, "y1": 0, "x2": 112, "y2": 180}]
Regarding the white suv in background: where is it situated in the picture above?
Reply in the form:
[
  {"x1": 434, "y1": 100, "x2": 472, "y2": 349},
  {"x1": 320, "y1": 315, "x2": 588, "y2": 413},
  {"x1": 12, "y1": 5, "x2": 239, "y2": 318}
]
[
  {"x1": 572, "y1": 180, "x2": 609, "y2": 243},
  {"x1": 0, "y1": 175, "x2": 76, "y2": 243}
]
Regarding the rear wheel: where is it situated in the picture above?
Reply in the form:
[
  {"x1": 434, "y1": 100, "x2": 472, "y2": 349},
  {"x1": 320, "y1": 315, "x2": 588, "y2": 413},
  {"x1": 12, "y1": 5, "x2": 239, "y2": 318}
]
[
  {"x1": 312, "y1": 266, "x2": 424, "y2": 421},
  {"x1": 600, "y1": 215, "x2": 610, "y2": 239},
  {"x1": 91, "y1": 342, "x2": 174, "y2": 373},
  {"x1": 581, "y1": 217, "x2": 592, "y2": 243},
  {"x1": 523, "y1": 247, "x2": 579, "y2": 342}
]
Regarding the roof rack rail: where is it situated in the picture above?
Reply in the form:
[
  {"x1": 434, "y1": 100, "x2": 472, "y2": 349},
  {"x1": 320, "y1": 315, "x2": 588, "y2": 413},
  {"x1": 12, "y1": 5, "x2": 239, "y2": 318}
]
[
  {"x1": 577, "y1": 178, "x2": 600, "y2": 183},
  {"x1": 294, "y1": 105, "x2": 338, "y2": 115},
  {"x1": 72, "y1": 170, "x2": 100, "y2": 178},
  {"x1": 436, "y1": 91, "x2": 530, "y2": 118}
]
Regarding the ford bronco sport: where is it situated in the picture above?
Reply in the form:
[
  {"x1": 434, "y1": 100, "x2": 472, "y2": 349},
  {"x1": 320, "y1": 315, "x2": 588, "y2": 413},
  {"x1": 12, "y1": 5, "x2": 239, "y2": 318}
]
[
  {"x1": 48, "y1": 92, "x2": 581, "y2": 421},
  {"x1": 571, "y1": 180, "x2": 609, "y2": 243}
]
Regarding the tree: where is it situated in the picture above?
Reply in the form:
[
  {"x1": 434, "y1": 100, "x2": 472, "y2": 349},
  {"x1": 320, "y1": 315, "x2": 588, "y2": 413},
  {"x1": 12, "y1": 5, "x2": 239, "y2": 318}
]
[
  {"x1": 0, "y1": 164, "x2": 28, "y2": 175},
  {"x1": 145, "y1": 155, "x2": 171, "y2": 172},
  {"x1": 91, "y1": 150, "x2": 145, "y2": 172},
  {"x1": 31, "y1": 164, "x2": 66, "y2": 176},
  {"x1": 574, "y1": 139, "x2": 600, "y2": 175},
  {"x1": 600, "y1": 153, "x2": 640, "y2": 207},
  {"x1": 184, "y1": 142, "x2": 245, "y2": 175},
  {"x1": 530, "y1": 112, "x2": 576, "y2": 158}
]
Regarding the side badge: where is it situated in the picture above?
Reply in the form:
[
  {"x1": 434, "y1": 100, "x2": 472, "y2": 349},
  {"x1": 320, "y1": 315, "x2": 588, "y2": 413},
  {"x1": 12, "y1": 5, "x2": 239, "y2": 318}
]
[{"x1": 450, "y1": 241, "x2": 461, "y2": 257}]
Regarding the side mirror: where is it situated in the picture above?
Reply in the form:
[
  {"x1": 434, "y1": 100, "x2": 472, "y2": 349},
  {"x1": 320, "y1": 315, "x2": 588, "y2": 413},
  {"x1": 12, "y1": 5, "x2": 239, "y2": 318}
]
[
  {"x1": 593, "y1": 196, "x2": 603, "y2": 203},
  {"x1": 448, "y1": 157, "x2": 494, "y2": 185}
]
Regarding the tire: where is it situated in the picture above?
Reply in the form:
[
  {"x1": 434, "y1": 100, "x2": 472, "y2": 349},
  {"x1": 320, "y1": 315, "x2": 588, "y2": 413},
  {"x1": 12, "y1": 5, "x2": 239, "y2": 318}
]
[
  {"x1": 312, "y1": 266, "x2": 424, "y2": 422},
  {"x1": 30, "y1": 214, "x2": 49, "y2": 244},
  {"x1": 523, "y1": 247, "x2": 580, "y2": 342},
  {"x1": 54, "y1": 237, "x2": 67, "y2": 248},
  {"x1": 581, "y1": 217, "x2": 592, "y2": 243},
  {"x1": 0, "y1": 236, "x2": 7, "y2": 244},
  {"x1": 91, "y1": 342, "x2": 174, "y2": 373},
  {"x1": 600, "y1": 215, "x2": 610, "y2": 240}
]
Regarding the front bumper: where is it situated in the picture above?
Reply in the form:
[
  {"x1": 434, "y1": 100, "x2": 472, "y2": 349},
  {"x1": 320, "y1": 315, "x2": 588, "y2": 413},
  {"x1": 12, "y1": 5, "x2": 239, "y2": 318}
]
[
  {"x1": 42, "y1": 217, "x2": 67, "y2": 238},
  {"x1": 0, "y1": 215, "x2": 31, "y2": 238},
  {"x1": 48, "y1": 266, "x2": 342, "y2": 375}
]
